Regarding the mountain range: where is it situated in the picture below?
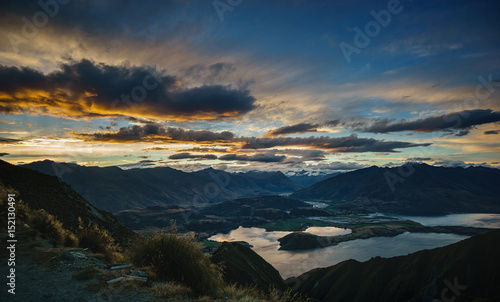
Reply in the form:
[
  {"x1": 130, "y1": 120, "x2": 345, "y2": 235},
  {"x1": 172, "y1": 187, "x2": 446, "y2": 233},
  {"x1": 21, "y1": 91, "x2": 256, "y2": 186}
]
[
  {"x1": 24, "y1": 161, "x2": 302, "y2": 212},
  {"x1": 291, "y1": 163, "x2": 500, "y2": 215},
  {"x1": 192, "y1": 168, "x2": 301, "y2": 196}
]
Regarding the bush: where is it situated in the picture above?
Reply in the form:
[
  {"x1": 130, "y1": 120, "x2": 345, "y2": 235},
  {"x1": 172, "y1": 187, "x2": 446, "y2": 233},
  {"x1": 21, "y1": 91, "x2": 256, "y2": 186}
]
[
  {"x1": 128, "y1": 232, "x2": 223, "y2": 296},
  {"x1": 77, "y1": 219, "x2": 121, "y2": 263},
  {"x1": 30, "y1": 209, "x2": 79, "y2": 247}
]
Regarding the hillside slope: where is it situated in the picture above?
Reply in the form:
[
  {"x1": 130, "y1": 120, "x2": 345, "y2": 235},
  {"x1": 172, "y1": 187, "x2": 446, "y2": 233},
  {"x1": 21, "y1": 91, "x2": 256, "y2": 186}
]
[
  {"x1": 0, "y1": 159, "x2": 134, "y2": 243},
  {"x1": 293, "y1": 230, "x2": 500, "y2": 302},
  {"x1": 291, "y1": 164, "x2": 500, "y2": 215}
]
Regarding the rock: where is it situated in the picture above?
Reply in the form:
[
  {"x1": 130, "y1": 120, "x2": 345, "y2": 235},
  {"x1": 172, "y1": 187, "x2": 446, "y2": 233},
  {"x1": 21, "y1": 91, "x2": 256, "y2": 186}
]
[
  {"x1": 91, "y1": 257, "x2": 107, "y2": 269},
  {"x1": 130, "y1": 270, "x2": 148, "y2": 278},
  {"x1": 108, "y1": 264, "x2": 132, "y2": 270},
  {"x1": 106, "y1": 277, "x2": 124, "y2": 284},
  {"x1": 61, "y1": 251, "x2": 87, "y2": 260},
  {"x1": 125, "y1": 275, "x2": 148, "y2": 282}
]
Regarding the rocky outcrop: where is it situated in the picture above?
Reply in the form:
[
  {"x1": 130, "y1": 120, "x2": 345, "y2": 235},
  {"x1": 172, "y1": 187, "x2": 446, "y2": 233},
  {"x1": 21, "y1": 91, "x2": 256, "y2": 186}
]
[
  {"x1": 278, "y1": 224, "x2": 492, "y2": 251},
  {"x1": 211, "y1": 242, "x2": 288, "y2": 292},
  {"x1": 278, "y1": 232, "x2": 331, "y2": 250}
]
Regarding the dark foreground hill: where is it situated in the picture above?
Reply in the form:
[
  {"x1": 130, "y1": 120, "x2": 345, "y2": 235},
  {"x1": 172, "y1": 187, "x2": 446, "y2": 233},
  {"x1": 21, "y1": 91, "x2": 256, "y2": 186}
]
[
  {"x1": 24, "y1": 160, "x2": 237, "y2": 212},
  {"x1": 0, "y1": 159, "x2": 134, "y2": 243},
  {"x1": 211, "y1": 242, "x2": 288, "y2": 292},
  {"x1": 292, "y1": 230, "x2": 500, "y2": 302},
  {"x1": 291, "y1": 163, "x2": 500, "y2": 215}
]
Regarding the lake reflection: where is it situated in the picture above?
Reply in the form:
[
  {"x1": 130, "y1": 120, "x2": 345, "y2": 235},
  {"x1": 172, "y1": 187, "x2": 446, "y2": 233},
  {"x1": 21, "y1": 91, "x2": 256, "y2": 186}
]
[{"x1": 209, "y1": 227, "x2": 468, "y2": 279}]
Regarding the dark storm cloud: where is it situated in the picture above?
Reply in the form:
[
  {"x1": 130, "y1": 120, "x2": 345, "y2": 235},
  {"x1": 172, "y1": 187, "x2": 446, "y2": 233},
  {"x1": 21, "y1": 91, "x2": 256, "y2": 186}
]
[
  {"x1": 0, "y1": 0, "x2": 188, "y2": 39},
  {"x1": 0, "y1": 153, "x2": 9, "y2": 157},
  {"x1": 219, "y1": 153, "x2": 286, "y2": 163},
  {"x1": 265, "y1": 110, "x2": 500, "y2": 137},
  {"x1": 484, "y1": 130, "x2": 499, "y2": 135},
  {"x1": 355, "y1": 109, "x2": 500, "y2": 133},
  {"x1": 242, "y1": 134, "x2": 429, "y2": 153},
  {"x1": 454, "y1": 130, "x2": 470, "y2": 137},
  {"x1": 265, "y1": 123, "x2": 319, "y2": 137},
  {"x1": 264, "y1": 120, "x2": 340, "y2": 137},
  {"x1": 75, "y1": 124, "x2": 235, "y2": 143},
  {"x1": 168, "y1": 153, "x2": 217, "y2": 160},
  {"x1": 0, "y1": 137, "x2": 22, "y2": 144},
  {"x1": 0, "y1": 60, "x2": 256, "y2": 120},
  {"x1": 75, "y1": 123, "x2": 429, "y2": 153}
]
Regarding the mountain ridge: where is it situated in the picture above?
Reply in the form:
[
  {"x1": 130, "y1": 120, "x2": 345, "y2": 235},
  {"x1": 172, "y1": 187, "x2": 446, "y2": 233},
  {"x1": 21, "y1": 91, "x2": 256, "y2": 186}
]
[{"x1": 291, "y1": 163, "x2": 500, "y2": 215}]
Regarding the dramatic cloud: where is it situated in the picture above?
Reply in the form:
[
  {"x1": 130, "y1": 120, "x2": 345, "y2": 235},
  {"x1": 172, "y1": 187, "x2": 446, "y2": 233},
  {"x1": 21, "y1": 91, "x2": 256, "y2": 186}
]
[
  {"x1": 0, "y1": 137, "x2": 22, "y2": 144},
  {"x1": 0, "y1": 152, "x2": 9, "y2": 157},
  {"x1": 219, "y1": 153, "x2": 286, "y2": 163},
  {"x1": 74, "y1": 124, "x2": 236, "y2": 144},
  {"x1": 181, "y1": 147, "x2": 228, "y2": 153},
  {"x1": 265, "y1": 110, "x2": 500, "y2": 138},
  {"x1": 242, "y1": 134, "x2": 429, "y2": 153},
  {"x1": 75, "y1": 124, "x2": 429, "y2": 153},
  {"x1": 485, "y1": 130, "x2": 499, "y2": 135},
  {"x1": 271, "y1": 149, "x2": 326, "y2": 161},
  {"x1": 264, "y1": 120, "x2": 340, "y2": 137},
  {"x1": 354, "y1": 109, "x2": 500, "y2": 134},
  {"x1": 0, "y1": 60, "x2": 256, "y2": 121},
  {"x1": 168, "y1": 153, "x2": 217, "y2": 160},
  {"x1": 264, "y1": 123, "x2": 320, "y2": 137}
]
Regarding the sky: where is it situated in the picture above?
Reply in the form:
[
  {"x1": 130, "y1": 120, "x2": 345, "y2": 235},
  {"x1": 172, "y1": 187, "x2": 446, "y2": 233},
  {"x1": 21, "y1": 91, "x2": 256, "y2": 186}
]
[{"x1": 0, "y1": 0, "x2": 499, "y2": 174}]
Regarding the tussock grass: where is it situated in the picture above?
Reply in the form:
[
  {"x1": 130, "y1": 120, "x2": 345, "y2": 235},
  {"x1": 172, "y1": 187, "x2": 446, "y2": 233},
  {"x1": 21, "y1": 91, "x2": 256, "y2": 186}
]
[
  {"x1": 77, "y1": 218, "x2": 122, "y2": 263},
  {"x1": 128, "y1": 230, "x2": 223, "y2": 296},
  {"x1": 30, "y1": 209, "x2": 79, "y2": 247}
]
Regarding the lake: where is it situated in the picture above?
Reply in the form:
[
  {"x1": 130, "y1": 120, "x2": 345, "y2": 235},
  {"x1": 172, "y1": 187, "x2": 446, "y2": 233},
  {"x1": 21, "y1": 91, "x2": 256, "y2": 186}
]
[{"x1": 209, "y1": 226, "x2": 468, "y2": 279}]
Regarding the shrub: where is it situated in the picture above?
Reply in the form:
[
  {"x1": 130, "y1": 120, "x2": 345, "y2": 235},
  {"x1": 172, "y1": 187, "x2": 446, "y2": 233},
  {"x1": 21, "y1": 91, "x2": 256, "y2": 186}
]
[
  {"x1": 30, "y1": 209, "x2": 79, "y2": 247},
  {"x1": 77, "y1": 218, "x2": 121, "y2": 263},
  {"x1": 128, "y1": 232, "x2": 223, "y2": 296}
]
